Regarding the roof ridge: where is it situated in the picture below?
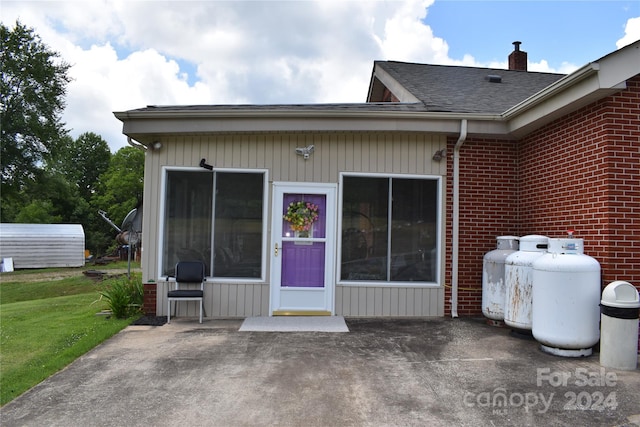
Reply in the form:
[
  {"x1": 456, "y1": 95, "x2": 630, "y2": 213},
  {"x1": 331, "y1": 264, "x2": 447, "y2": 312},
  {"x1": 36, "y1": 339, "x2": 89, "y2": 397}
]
[{"x1": 376, "y1": 60, "x2": 566, "y2": 76}]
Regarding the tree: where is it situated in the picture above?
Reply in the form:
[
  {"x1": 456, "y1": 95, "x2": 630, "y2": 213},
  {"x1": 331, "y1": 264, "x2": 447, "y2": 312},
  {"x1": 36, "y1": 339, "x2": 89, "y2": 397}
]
[
  {"x1": 15, "y1": 169, "x2": 87, "y2": 223},
  {"x1": 49, "y1": 132, "x2": 111, "y2": 199},
  {"x1": 92, "y1": 146, "x2": 145, "y2": 254},
  {"x1": 93, "y1": 146, "x2": 144, "y2": 221},
  {"x1": 15, "y1": 200, "x2": 62, "y2": 224},
  {"x1": 0, "y1": 21, "x2": 71, "y2": 198}
]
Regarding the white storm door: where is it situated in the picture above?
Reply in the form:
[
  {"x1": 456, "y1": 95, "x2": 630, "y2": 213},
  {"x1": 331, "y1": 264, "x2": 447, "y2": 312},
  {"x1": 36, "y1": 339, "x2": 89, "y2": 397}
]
[{"x1": 270, "y1": 183, "x2": 336, "y2": 315}]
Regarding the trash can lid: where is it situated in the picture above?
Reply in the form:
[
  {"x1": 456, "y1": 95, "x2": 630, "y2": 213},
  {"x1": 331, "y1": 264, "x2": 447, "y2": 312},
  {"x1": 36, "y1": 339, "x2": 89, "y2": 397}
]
[{"x1": 601, "y1": 281, "x2": 640, "y2": 308}]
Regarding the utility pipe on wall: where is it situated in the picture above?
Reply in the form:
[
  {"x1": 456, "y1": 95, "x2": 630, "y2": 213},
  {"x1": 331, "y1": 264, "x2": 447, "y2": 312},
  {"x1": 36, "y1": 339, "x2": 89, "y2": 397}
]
[{"x1": 451, "y1": 119, "x2": 467, "y2": 318}]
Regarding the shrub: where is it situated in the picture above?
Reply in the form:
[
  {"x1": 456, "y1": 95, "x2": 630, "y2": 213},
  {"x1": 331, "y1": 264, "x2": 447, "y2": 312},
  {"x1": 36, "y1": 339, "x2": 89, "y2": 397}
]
[{"x1": 99, "y1": 273, "x2": 143, "y2": 318}]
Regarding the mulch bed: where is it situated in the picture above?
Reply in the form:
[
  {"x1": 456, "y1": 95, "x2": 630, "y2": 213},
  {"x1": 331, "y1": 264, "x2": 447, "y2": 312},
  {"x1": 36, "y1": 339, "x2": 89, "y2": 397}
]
[{"x1": 131, "y1": 316, "x2": 167, "y2": 326}]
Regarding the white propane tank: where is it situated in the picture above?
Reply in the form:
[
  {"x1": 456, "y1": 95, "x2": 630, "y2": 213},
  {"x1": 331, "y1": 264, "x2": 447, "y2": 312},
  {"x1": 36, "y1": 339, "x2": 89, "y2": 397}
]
[
  {"x1": 532, "y1": 235, "x2": 601, "y2": 357},
  {"x1": 504, "y1": 235, "x2": 549, "y2": 331},
  {"x1": 482, "y1": 236, "x2": 519, "y2": 321}
]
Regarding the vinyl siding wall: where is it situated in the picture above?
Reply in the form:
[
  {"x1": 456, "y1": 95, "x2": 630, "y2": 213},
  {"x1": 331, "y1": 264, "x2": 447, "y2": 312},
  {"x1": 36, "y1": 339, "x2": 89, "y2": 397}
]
[{"x1": 142, "y1": 132, "x2": 447, "y2": 318}]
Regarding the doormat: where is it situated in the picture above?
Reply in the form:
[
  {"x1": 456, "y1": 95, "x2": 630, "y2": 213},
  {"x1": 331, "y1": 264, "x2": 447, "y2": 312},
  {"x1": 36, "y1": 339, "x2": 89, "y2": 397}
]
[{"x1": 239, "y1": 316, "x2": 349, "y2": 332}]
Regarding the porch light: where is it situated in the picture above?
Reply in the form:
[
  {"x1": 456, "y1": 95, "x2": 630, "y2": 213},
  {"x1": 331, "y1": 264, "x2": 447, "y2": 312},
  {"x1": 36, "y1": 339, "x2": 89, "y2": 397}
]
[
  {"x1": 295, "y1": 144, "x2": 315, "y2": 160},
  {"x1": 432, "y1": 148, "x2": 447, "y2": 161}
]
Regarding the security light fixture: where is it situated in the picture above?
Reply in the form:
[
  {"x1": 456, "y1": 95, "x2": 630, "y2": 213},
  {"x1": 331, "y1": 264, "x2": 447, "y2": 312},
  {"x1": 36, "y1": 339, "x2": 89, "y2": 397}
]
[
  {"x1": 432, "y1": 148, "x2": 447, "y2": 161},
  {"x1": 295, "y1": 145, "x2": 315, "y2": 160}
]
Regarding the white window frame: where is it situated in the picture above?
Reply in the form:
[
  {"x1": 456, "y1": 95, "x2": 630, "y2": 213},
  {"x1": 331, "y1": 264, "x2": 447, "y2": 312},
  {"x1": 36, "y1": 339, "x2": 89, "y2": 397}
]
[
  {"x1": 158, "y1": 166, "x2": 269, "y2": 283},
  {"x1": 337, "y1": 172, "x2": 443, "y2": 288}
]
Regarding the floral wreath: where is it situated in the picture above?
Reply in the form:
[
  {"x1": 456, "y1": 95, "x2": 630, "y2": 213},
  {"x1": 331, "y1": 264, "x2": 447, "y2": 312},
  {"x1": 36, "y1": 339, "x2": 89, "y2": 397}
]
[{"x1": 283, "y1": 201, "x2": 319, "y2": 232}]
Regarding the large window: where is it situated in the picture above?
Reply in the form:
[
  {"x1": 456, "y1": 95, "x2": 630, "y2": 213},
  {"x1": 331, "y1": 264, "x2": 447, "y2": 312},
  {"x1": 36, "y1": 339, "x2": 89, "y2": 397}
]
[
  {"x1": 341, "y1": 175, "x2": 439, "y2": 283},
  {"x1": 161, "y1": 169, "x2": 265, "y2": 279}
]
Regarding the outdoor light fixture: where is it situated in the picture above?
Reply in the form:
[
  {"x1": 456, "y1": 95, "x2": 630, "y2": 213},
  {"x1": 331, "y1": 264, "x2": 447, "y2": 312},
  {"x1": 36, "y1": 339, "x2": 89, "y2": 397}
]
[
  {"x1": 151, "y1": 141, "x2": 162, "y2": 150},
  {"x1": 432, "y1": 148, "x2": 447, "y2": 161},
  {"x1": 295, "y1": 144, "x2": 315, "y2": 160},
  {"x1": 199, "y1": 158, "x2": 213, "y2": 170}
]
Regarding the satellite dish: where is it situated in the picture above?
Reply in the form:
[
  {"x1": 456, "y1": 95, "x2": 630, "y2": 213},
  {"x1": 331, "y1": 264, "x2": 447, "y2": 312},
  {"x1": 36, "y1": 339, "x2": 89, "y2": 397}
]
[
  {"x1": 121, "y1": 205, "x2": 143, "y2": 233},
  {"x1": 106, "y1": 203, "x2": 144, "y2": 279},
  {"x1": 119, "y1": 204, "x2": 143, "y2": 245}
]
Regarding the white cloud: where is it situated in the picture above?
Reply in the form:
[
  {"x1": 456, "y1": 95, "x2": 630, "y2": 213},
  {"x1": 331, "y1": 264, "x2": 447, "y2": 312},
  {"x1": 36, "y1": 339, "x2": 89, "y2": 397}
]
[
  {"x1": 5, "y1": 0, "x2": 454, "y2": 150},
  {"x1": 617, "y1": 16, "x2": 640, "y2": 49},
  {"x1": 63, "y1": 43, "x2": 212, "y2": 148},
  {"x1": 374, "y1": 0, "x2": 449, "y2": 63},
  {"x1": 1, "y1": 1, "x2": 632, "y2": 150}
]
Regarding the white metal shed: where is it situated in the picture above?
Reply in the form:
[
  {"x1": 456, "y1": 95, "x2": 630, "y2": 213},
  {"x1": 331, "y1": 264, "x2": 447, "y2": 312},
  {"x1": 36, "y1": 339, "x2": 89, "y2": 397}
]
[{"x1": 0, "y1": 224, "x2": 85, "y2": 269}]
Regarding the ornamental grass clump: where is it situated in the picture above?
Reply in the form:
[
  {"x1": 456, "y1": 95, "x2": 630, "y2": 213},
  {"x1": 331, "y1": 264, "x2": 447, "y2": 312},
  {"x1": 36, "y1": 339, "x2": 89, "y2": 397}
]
[{"x1": 99, "y1": 273, "x2": 143, "y2": 318}]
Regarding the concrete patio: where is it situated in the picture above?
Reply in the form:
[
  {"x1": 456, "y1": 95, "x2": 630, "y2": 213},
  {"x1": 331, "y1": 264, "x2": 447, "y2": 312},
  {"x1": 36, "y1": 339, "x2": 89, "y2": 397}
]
[{"x1": 1, "y1": 317, "x2": 639, "y2": 426}]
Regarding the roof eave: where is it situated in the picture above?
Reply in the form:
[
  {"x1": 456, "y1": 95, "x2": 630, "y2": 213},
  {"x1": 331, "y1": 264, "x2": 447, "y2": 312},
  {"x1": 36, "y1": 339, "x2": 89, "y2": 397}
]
[
  {"x1": 504, "y1": 40, "x2": 640, "y2": 136},
  {"x1": 367, "y1": 63, "x2": 421, "y2": 103},
  {"x1": 114, "y1": 109, "x2": 507, "y2": 144}
]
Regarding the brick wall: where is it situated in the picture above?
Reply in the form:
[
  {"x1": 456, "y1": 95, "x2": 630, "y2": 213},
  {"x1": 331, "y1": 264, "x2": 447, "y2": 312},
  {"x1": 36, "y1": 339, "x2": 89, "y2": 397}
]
[
  {"x1": 603, "y1": 76, "x2": 640, "y2": 285},
  {"x1": 445, "y1": 138, "x2": 520, "y2": 316},
  {"x1": 143, "y1": 283, "x2": 157, "y2": 316},
  {"x1": 445, "y1": 75, "x2": 640, "y2": 316},
  {"x1": 519, "y1": 75, "x2": 640, "y2": 286}
]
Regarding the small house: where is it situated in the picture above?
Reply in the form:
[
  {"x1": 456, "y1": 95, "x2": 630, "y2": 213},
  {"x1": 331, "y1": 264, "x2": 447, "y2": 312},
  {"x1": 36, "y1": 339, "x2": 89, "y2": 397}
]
[{"x1": 115, "y1": 41, "x2": 639, "y2": 319}]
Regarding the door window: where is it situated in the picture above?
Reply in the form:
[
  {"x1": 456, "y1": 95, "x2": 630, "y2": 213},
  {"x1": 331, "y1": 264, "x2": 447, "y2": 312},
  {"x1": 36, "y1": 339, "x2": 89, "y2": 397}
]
[{"x1": 281, "y1": 193, "x2": 326, "y2": 288}]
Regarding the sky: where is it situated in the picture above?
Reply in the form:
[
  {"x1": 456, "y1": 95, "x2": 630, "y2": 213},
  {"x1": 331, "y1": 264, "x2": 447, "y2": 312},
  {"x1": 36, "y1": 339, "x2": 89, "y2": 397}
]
[{"x1": 2, "y1": 0, "x2": 639, "y2": 152}]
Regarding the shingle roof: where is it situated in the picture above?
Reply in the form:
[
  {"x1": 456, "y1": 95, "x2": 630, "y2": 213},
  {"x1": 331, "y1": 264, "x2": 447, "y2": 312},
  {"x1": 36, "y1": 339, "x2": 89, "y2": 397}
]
[
  {"x1": 127, "y1": 102, "x2": 430, "y2": 114},
  {"x1": 374, "y1": 61, "x2": 566, "y2": 114}
]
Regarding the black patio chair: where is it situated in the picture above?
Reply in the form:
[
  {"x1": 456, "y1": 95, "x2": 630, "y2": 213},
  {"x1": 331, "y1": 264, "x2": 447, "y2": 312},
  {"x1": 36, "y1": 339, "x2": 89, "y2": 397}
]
[{"x1": 167, "y1": 261, "x2": 205, "y2": 323}]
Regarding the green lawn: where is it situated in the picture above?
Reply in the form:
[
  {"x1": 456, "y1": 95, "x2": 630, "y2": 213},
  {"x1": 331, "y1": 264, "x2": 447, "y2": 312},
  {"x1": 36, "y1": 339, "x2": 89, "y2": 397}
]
[{"x1": 0, "y1": 263, "x2": 139, "y2": 405}]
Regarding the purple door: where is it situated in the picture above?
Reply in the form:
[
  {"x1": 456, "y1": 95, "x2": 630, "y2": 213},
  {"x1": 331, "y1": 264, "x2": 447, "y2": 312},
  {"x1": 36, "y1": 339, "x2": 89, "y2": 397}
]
[{"x1": 281, "y1": 193, "x2": 326, "y2": 288}]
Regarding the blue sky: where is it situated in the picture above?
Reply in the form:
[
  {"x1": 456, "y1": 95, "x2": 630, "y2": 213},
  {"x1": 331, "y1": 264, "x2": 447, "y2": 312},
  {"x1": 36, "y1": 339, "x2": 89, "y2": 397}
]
[
  {"x1": 2, "y1": 0, "x2": 638, "y2": 151},
  {"x1": 428, "y1": 1, "x2": 638, "y2": 67}
]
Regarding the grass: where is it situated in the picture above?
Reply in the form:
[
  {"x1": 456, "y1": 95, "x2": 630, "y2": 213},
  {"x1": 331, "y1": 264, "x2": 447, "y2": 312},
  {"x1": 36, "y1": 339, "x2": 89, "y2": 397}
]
[{"x1": 0, "y1": 262, "x2": 140, "y2": 406}]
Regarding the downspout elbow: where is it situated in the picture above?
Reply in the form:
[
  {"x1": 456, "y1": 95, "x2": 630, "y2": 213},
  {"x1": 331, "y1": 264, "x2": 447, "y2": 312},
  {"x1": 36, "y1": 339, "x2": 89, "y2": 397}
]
[
  {"x1": 451, "y1": 119, "x2": 467, "y2": 318},
  {"x1": 454, "y1": 121, "x2": 468, "y2": 153},
  {"x1": 128, "y1": 136, "x2": 147, "y2": 152}
]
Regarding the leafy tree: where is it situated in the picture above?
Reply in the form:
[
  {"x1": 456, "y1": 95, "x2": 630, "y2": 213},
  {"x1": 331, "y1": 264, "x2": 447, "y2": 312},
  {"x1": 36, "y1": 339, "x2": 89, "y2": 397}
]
[
  {"x1": 92, "y1": 146, "x2": 145, "y2": 254},
  {"x1": 15, "y1": 170, "x2": 86, "y2": 222},
  {"x1": 0, "y1": 21, "x2": 71, "y2": 200},
  {"x1": 0, "y1": 22, "x2": 70, "y2": 199},
  {"x1": 15, "y1": 200, "x2": 62, "y2": 223},
  {"x1": 49, "y1": 132, "x2": 111, "y2": 199}
]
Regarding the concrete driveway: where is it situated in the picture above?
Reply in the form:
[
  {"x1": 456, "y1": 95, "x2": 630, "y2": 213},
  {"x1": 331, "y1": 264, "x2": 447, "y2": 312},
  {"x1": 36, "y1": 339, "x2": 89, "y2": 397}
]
[{"x1": 1, "y1": 318, "x2": 639, "y2": 427}]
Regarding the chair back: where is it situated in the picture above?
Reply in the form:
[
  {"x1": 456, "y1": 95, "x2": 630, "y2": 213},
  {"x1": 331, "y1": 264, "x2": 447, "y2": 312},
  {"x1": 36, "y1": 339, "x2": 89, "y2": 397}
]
[{"x1": 175, "y1": 261, "x2": 205, "y2": 283}]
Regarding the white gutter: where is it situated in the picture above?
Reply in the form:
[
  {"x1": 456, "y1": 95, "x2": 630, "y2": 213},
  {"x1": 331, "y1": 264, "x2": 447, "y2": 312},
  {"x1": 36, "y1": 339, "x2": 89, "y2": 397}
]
[
  {"x1": 451, "y1": 119, "x2": 467, "y2": 318},
  {"x1": 502, "y1": 62, "x2": 599, "y2": 118},
  {"x1": 127, "y1": 136, "x2": 147, "y2": 151},
  {"x1": 115, "y1": 108, "x2": 498, "y2": 121}
]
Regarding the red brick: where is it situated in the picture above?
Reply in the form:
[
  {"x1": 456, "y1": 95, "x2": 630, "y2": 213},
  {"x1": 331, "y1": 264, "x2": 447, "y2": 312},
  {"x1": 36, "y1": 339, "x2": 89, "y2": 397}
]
[{"x1": 444, "y1": 75, "x2": 640, "y2": 316}]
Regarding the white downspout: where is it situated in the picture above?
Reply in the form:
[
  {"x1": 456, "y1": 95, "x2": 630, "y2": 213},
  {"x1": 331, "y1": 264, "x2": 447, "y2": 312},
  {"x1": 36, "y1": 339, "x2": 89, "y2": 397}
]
[
  {"x1": 451, "y1": 119, "x2": 467, "y2": 318},
  {"x1": 127, "y1": 136, "x2": 147, "y2": 152}
]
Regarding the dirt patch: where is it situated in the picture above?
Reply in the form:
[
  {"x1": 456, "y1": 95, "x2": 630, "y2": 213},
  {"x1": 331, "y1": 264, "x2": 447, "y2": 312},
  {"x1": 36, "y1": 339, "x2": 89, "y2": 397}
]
[{"x1": 0, "y1": 268, "x2": 139, "y2": 283}]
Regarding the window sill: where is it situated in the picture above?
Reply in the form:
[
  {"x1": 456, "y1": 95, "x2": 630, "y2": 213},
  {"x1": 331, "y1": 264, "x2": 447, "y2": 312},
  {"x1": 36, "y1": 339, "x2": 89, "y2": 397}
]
[{"x1": 337, "y1": 281, "x2": 441, "y2": 288}]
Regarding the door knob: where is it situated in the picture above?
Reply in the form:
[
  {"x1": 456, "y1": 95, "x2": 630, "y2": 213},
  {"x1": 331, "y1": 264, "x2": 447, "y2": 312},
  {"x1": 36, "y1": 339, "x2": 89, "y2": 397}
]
[{"x1": 275, "y1": 243, "x2": 279, "y2": 257}]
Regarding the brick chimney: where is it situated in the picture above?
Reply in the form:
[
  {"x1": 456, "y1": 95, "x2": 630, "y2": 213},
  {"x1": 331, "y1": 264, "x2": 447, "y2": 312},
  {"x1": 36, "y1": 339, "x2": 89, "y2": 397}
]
[{"x1": 508, "y1": 41, "x2": 527, "y2": 71}]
